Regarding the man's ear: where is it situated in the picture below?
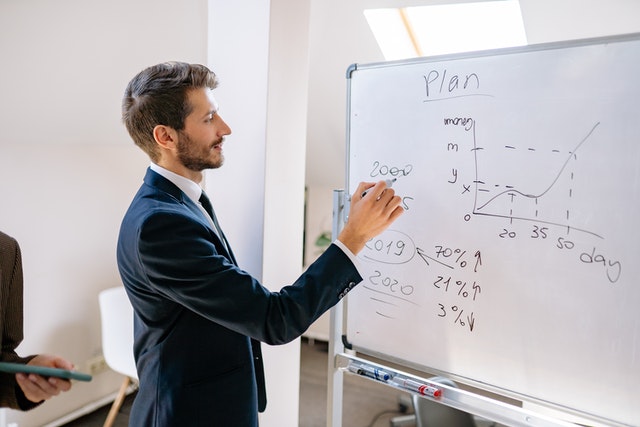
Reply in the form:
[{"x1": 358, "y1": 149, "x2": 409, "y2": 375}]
[{"x1": 153, "y1": 125, "x2": 178, "y2": 150}]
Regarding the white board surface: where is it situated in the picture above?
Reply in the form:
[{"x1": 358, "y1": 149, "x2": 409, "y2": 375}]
[{"x1": 346, "y1": 33, "x2": 640, "y2": 426}]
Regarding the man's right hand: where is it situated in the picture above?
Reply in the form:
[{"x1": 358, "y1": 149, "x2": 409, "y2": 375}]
[{"x1": 337, "y1": 181, "x2": 404, "y2": 255}]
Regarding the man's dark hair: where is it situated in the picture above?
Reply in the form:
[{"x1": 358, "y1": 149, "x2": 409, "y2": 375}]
[{"x1": 122, "y1": 62, "x2": 218, "y2": 162}]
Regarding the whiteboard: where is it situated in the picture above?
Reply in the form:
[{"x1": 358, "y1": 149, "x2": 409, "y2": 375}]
[{"x1": 345, "y1": 33, "x2": 640, "y2": 427}]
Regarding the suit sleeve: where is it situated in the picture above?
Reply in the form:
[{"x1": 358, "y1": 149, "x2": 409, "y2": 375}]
[
  {"x1": 0, "y1": 234, "x2": 40, "y2": 410},
  {"x1": 131, "y1": 209, "x2": 362, "y2": 345}
]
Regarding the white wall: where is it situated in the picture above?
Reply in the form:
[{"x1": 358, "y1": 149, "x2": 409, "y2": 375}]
[
  {"x1": 0, "y1": 0, "x2": 209, "y2": 425},
  {"x1": 519, "y1": 0, "x2": 640, "y2": 43},
  {"x1": 206, "y1": 2, "x2": 270, "y2": 279}
]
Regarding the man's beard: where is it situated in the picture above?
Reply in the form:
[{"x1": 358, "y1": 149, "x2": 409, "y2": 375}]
[{"x1": 176, "y1": 131, "x2": 224, "y2": 171}]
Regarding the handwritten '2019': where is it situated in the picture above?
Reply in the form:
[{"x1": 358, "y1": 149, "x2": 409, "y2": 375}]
[{"x1": 363, "y1": 230, "x2": 416, "y2": 264}]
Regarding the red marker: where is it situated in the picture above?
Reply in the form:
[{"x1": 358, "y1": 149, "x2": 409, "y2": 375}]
[{"x1": 390, "y1": 377, "x2": 442, "y2": 398}]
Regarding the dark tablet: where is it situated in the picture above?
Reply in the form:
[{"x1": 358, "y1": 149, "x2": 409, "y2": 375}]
[{"x1": 0, "y1": 362, "x2": 92, "y2": 382}]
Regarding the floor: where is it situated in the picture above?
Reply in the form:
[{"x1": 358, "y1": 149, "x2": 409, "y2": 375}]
[{"x1": 61, "y1": 338, "x2": 410, "y2": 427}]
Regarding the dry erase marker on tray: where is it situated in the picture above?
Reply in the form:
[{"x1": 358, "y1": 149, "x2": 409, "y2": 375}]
[
  {"x1": 390, "y1": 376, "x2": 442, "y2": 398},
  {"x1": 361, "y1": 178, "x2": 397, "y2": 198},
  {"x1": 347, "y1": 361, "x2": 392, "y2": 382}
]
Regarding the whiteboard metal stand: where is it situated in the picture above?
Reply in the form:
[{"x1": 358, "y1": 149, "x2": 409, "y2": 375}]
[{"x1": 327, "y1": 189, "x2": 346, "y2": 427}]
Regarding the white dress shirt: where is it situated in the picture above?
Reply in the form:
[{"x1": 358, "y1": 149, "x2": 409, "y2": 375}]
[{"x1": 148, "y1": 163, "x2": 363, "y2": 276}]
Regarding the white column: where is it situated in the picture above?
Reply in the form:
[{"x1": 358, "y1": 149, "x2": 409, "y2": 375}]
[
  {"x1": 207, "y1": 1, "x2": 311, "y2": 425},
  {"x1": 261, "y1": 0, "x2": 312, "y2": 425}
]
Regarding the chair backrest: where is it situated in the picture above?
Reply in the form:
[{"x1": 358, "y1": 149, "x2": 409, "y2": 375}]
[{"x1": 98, "y1": 286, "x2": 138, "y2": 380}]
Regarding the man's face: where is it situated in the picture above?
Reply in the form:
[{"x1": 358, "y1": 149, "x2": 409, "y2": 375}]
[{"x1": 176, "y1": 88, "x2": 231, "y2": 172}]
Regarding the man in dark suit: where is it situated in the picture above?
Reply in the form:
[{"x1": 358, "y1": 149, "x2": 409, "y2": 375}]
[
  {"x1": 117, "y1": 62, "x2": 403, "y2": 426},
  {"x1": 0, "y1": 231, "x2": 73, "y2": 409}
]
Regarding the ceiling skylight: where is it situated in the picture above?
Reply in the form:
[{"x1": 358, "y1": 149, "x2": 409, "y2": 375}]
[{"x1": 364, "y1": 0, "x2": 527, "y2": 61}]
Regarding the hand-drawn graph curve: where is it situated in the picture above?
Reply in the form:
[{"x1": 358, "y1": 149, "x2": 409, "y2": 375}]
[{"x1": 470, "y1": 120, "x2": 603, "y2": 238}]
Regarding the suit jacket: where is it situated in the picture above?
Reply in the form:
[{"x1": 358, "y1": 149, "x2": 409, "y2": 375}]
[
  {"x1": 117, "y1": 168, "x2": 362, "y2": 426},
  {"x1": 0, "y1": 231, "x2": 38, "y2": 410}
]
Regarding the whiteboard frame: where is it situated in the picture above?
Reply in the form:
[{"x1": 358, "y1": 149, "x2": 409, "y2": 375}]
[
  {"x1": 329, "y1": 32, "x2": 640, "y2": 427},
  {"x1": 344, "y1": 31, "x2": 640, "y2": 81}
]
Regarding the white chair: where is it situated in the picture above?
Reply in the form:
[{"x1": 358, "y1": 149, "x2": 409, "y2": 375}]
[{"x1": 99, "y1": 286, "x2": 138, "y2": 427}]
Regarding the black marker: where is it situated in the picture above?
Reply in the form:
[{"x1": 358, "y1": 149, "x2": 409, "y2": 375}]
[{"x1": 347, "y1": 361, "x2": 393, "y2": 381}]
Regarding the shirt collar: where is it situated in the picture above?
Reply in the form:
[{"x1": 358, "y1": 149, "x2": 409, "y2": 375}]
[{"x1": 150, "y1": 163, "x2": 204, "y2": 204}]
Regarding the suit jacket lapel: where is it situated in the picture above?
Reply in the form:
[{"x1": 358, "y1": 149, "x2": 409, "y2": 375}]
[{"x1": 143, "y1": 168, "x2": 237, "y2": 264}]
